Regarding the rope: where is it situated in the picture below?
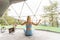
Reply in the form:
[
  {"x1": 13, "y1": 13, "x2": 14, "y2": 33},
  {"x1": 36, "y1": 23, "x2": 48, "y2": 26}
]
[
  {"x1": 25, "y1": 2, "x2": 34, "y2": 15},
  {"x1": 19, "y1": 2, "x2": 25, "y2": 17},
  {"x1": 34, "y1": 0, "x2": 43, "y2": 15},
  {"x1": 32, "y1": 0, "x2": 43, "y2": 22},
  {"x1": 49, "y1": 0, "x2": 53, "y2": 4},
  {"x1": 11, "y1": 6, "x2": 19, "y2": 17}
]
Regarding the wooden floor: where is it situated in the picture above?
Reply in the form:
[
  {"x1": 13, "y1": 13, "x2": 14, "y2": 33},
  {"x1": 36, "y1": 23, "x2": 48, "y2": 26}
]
[{"x1": 0, "y1": 29, "x2": 60, "y2": 40}]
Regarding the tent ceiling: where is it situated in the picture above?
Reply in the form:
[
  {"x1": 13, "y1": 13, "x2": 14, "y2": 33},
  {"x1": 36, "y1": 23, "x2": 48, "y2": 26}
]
[
  {"x1": 10, "y1": 0, "x2": 26, "y2": 4},
  {"x1": 0, "y1": 0, "x2": 26, "y2": 17}
]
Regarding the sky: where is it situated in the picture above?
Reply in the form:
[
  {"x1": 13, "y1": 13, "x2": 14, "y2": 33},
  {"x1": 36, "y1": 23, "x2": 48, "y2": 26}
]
[{"x1": 7, "y1": 0, "x2": 60, "y2": 22}]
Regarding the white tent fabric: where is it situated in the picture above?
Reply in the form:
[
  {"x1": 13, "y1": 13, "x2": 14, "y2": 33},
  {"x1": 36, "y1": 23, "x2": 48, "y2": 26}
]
[{"x1": 8, "y1": 0, "x2": 57, "y2": 22}]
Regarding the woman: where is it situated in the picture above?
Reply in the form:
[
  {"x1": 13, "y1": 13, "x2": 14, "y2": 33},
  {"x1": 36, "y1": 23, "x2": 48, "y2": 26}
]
[{"x1": 20, "y1": 16, "x2": 41, "y2": 36}]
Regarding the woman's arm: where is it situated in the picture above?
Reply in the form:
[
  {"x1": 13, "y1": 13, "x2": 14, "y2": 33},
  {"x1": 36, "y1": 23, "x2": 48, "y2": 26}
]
[
  {"x1": 20, "y1": 22, "x2": 26, "y2": 25},
  {"x1": 18, "y1": 19, "x2": 26, "y2": 25},
  {"x1": 32, "y1": 20, "x2": 41, "y2": 26}
]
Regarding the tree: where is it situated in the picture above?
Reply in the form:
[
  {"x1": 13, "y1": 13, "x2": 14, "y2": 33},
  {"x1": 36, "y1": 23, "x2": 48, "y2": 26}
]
[
  {"x1": 3, "y1": 10, "x2": 22, "y2": 25},
  {"x1": 44, "y1": 2, "x2": 59, "y2": 27},
  {"x1": 2, "y1": 10, "x2": 16, "y2": 25}
]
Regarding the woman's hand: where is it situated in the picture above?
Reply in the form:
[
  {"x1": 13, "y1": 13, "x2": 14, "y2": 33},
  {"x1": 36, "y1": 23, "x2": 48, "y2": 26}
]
[{"x1": 32, "y1": 19, "x2": 41, "y2": 26}]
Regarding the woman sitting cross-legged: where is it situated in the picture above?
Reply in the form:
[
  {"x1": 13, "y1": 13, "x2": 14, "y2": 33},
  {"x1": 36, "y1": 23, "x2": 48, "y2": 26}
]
[{"x1": 20, "y1": 16, "x2": 41, "y2": 36}]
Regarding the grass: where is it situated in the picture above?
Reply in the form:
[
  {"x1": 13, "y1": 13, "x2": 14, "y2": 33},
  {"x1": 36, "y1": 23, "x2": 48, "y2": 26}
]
[
  {"x1": 0, "y1": 25, "x2": 60, "y2": 33},
  {"x1": 34, "y1": 25, "x2": 60, "y2": 33}
]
